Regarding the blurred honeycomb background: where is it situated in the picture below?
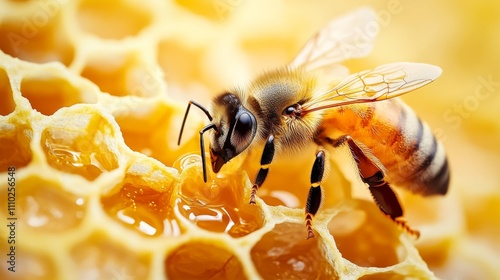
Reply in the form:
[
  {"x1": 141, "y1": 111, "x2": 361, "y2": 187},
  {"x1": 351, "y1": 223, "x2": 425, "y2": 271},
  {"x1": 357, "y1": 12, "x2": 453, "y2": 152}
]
[{"x1": 0, "y1": 0, "x2": 499, "y2": 279}]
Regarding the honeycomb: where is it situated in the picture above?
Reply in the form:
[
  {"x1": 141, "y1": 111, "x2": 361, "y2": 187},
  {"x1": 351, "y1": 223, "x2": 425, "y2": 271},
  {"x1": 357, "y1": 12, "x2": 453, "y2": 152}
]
[{"x1": 1, "y1": 0, "x2": 499, "y2": 279}]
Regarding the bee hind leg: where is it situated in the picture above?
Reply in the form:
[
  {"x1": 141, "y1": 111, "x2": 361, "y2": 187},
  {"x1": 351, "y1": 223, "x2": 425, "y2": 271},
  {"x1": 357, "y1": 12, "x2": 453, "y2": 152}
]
[
  {"x1": 329, "y1": 135, "x2": 420, "y2": 238},
  {"x1": 305, "y1": 150, "x2": 326, "y2": 239},
  {"x1": 250, "y1": 135, "x2": 275, "y2": 204}
]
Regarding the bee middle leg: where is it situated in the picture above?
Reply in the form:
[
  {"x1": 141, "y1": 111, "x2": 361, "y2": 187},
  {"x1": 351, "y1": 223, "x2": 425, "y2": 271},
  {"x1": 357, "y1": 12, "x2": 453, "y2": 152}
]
[
  {"x1": 249, "y1": 135, "x2": 275, "y2": 204},
  {"x1": 305, "y1": 150, "x2": 326, "y2": 239},
  {"x1": 329, "y1": 135, "x2": 420, "y2": 238}
]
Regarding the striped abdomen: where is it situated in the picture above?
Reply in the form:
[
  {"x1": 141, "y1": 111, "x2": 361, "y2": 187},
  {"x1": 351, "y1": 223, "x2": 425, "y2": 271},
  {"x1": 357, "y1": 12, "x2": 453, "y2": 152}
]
[{"x1": 320, "y1": 99, "x2": 449, "y2": 196}]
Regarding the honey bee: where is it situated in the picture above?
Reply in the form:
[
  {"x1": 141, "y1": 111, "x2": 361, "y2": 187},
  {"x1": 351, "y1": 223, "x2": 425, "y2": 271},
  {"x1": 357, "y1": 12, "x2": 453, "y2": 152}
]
[{"x1": 177, "y1": 8, "x2": 449, "y2": 239}]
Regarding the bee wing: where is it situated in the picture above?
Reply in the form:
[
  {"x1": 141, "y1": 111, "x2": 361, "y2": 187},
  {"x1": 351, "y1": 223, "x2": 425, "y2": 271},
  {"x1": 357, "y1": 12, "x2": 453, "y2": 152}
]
[
  {"x1": 289, "y1": 8, "x2": 377, "y2": 72},
  {"x1": 303, "y1": 62, "x2": 442, "y2": 112}
]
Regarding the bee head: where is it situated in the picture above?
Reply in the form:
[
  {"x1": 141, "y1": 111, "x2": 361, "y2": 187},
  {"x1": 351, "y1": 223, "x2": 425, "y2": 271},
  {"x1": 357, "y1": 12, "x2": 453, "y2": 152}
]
[
  {"x1": 210, "y1": 92, "x2": 257, "y2": 174},
  {"x1": 177, "y1": 93, "x2": 257, "y2": 182}
]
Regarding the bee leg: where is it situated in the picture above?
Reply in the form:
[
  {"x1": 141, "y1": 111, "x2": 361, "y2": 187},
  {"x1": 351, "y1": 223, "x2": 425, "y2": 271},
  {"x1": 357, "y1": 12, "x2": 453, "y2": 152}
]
[
  {"x1": 305, "y1": 150, "x2": 325, "y2": 239},
  {"x1": 250, "y1": 135, "x2": 275, "y2": 204},
  {"x1": 331, "y1": 136, "x2": 420, "y2": 238}
]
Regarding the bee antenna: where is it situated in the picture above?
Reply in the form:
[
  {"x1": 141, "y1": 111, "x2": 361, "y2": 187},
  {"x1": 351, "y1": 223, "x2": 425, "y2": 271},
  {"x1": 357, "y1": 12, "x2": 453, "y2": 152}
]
[
  {"x1": 199, "y1": 123, "x2": 217, "y2": 182},
  {"x1": 178, "y1": 100, "x2": 214, "y2": 146}
]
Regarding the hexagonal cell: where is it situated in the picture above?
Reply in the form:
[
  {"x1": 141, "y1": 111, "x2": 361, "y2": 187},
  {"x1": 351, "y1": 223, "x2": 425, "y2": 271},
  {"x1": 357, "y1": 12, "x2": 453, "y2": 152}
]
[
  {"x1": 41, "y1": 110, "x2": 119, "y2": 181},
  {"x1": 81, "y1": 53, "x2": 161, "y2": 97},
  {"x1": 242, "y1": 148, "x2": 351, "y2": 210},
  {"x1": 0, "y1": 119, "x2": 33, "y2": 170},
  {"x1": 0, "y1": 247, "x2": 57, "y2": 280},
  {"x1": 76, "y1": 0, "x2": 152, "y2": 39},
  {"x1": 71, "y1": 232, "x2": 151, "y2": 280},
  {"x1": 0, "y1": 9, "x2": 74, "y2": 65},
  {"x1": 328, "y1": 199, "x2": 406, "y2": 268},
  {"x1": 240, "y1": 151, "x2": 314, "y2": 209},
  {"x1": 250, "y1": 222, "x2": 337, "y2": 279},
  {"x1": 175, "y1": 154, "x2": 264, "y2": 238},
  {"x1": 176, "y1": 196, "x2": 262, "y2": 237},
  {"x1": 0, "y1": 67, "x2": 15, "y2": 116},
  {"x1": 101, "y1": 159, "x2": 181, "y2": 237},
  {"x1": 114, "y1": 101, "x2": 201, "y2": 167},
  {"x1": 20, "y1": 73, "x2": 97, "y2": 116},
  {"x1": 0, "y1": 175, "x2": 85, "y2": 232},
  {"x1": 165, "y1": 241, "x2": 246, "y2": 279}
]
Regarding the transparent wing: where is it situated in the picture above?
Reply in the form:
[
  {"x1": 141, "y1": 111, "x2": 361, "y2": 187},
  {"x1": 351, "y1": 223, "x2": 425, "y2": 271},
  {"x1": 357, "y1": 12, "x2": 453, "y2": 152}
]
[
  {"x1": 302, "y1": 62, "x2": 443, "y2": 113},
  {"x1": 289, "y1": 7, "x2": 377, "y2": 72}
]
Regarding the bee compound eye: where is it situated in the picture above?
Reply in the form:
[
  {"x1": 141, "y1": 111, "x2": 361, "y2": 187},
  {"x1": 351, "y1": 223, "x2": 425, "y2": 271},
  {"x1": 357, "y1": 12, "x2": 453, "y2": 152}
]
[
  {"x1": 229, "y1": 110, "x2": 257, "y2": 154},
  {"x1": 235, "y1": 112, "x2": 253, "y2": 135}
]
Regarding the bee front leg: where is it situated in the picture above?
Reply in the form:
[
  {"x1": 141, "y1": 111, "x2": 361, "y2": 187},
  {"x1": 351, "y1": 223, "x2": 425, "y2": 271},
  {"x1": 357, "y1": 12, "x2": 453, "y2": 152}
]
[
  {"x1": 250, "y1": 135, "x2": 275, "y2": 204},
  {"x1": 330, "y1": 135, "x2": 420, "y2": 238},
  {"x1": 305, "y1": 150, "x2": 325, "y2": 239}
]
